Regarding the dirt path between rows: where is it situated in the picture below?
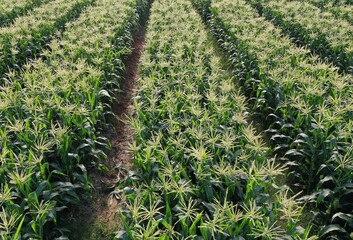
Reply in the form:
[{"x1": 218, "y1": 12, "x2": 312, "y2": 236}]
[{"x1": 68, "y1": 25, "x2": 146, "y2": 240}]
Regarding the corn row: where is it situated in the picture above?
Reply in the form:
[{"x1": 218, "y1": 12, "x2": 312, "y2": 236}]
[
  {"x1": 193, "y1": 0, "x2": 353, "y2": 238},
  {"x1": 0, "y1": 0, "x2": 51, "y2": 27},
  {"x1": 301, "y1": 0, "x2": 353, "y2": 25},
  {"x1": 0, "y1": 0, "x2": 148, "y2": 238},
  {"x1": 325, "y1": 4, "x2": 353, "y2": 24},
  {"x1": 115, "y1": 0, "x2": 310, "y2": 239},
  {"x1": 302, "y1": 0, "x2": 349, "y2": 7},
  {"x1": 0, "y1": 0, "x2": 93, "y2": 79},
  {"x1": 248, "y1": 0, "x2": 353, "y2": 74}
]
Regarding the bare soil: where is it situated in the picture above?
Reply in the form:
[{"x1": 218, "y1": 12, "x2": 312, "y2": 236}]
[{"x1": 67, "y1": 26, "x2": 146, "y2": 240}]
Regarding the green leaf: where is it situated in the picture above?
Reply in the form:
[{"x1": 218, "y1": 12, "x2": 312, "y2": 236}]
[
  {"x1": 120, "y1": 211, "x2": 134, "y2": 239},
  {"x1": 165, "y1": 199, "x2": 172, "y2": 224},
  {"x1": 331, "y1": 213, "x2": 353, "y2": 228},
  {"x1": 285, "y1": 149, "x2": 303, "y2": 157},
  {"x1": 189, "y1": 211, "x2": 203, "y2": 235},
  {"x1": 319, "y1": 224, "x2": 347, "y2": 237},
  {"x1": 199, "y1": 219, "x2": 210, "y2": 240},
  {"x1": 317, "y1": 188, "x2": 333, "y2": 203},
  {"x1": 14, "y1": 216, "x2": 25, "y2": 240},
  {"x1": 99, "y1": 89, "x2": 112, "y2": 98}
]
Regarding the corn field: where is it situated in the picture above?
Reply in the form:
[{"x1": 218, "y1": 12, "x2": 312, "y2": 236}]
[{"x1": 0, "y1": 0, "x2": 352, "y2": 239}]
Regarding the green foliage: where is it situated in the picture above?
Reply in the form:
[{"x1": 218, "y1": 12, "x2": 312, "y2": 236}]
[
  {"x1": 0, "y1": 0, "x2": 148, "y2": 238},
  {"x1": 303, "y1": 0, "x2": 353, "y2": 25},
  {"x1": 0, "y1": 0, "x2": 51, "y2": 27},
  {"x1": 0, "y1": 0, "x2": 93, "y2": 80},
  {"x1": 116, "y1": 0, "x2": 308, "y2": 239},
  {"x1": 192, "y1": 0, "x2": 353, "y2": 238},
  {"x1": 249, "y1": 0, "x2": 353, "y2": 74}
]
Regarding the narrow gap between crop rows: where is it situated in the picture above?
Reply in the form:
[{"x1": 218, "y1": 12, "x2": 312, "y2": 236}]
[
  {"x1": 206, "y1": 31, "x2": 276, "y2": 165},
  {"x1": 204, "y1": 23, "x2": 311, "y2": 230},
  {"x1": 67, "y1": 22, "x2": 148, "y2": 240}
]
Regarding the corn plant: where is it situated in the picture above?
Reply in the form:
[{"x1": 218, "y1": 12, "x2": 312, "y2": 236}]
[
  {"x1": 0, "y1": 0, "x2": 149, "y2": 238},
  {"x1": 115, "y1": 0, "x2": 312, "y2": 239},
  {"x1": 192, "y1": 0, "x2": 353, "y2": 238},
  {"x1": 0, "y1": 0, "x2": 51, "y2": 27},
  {"x1": 248, "y1": 0, "x2": 353, "y2": 75},
  {"x1": 0, "y1": 0, "x2": 93, "y2": 80}
]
